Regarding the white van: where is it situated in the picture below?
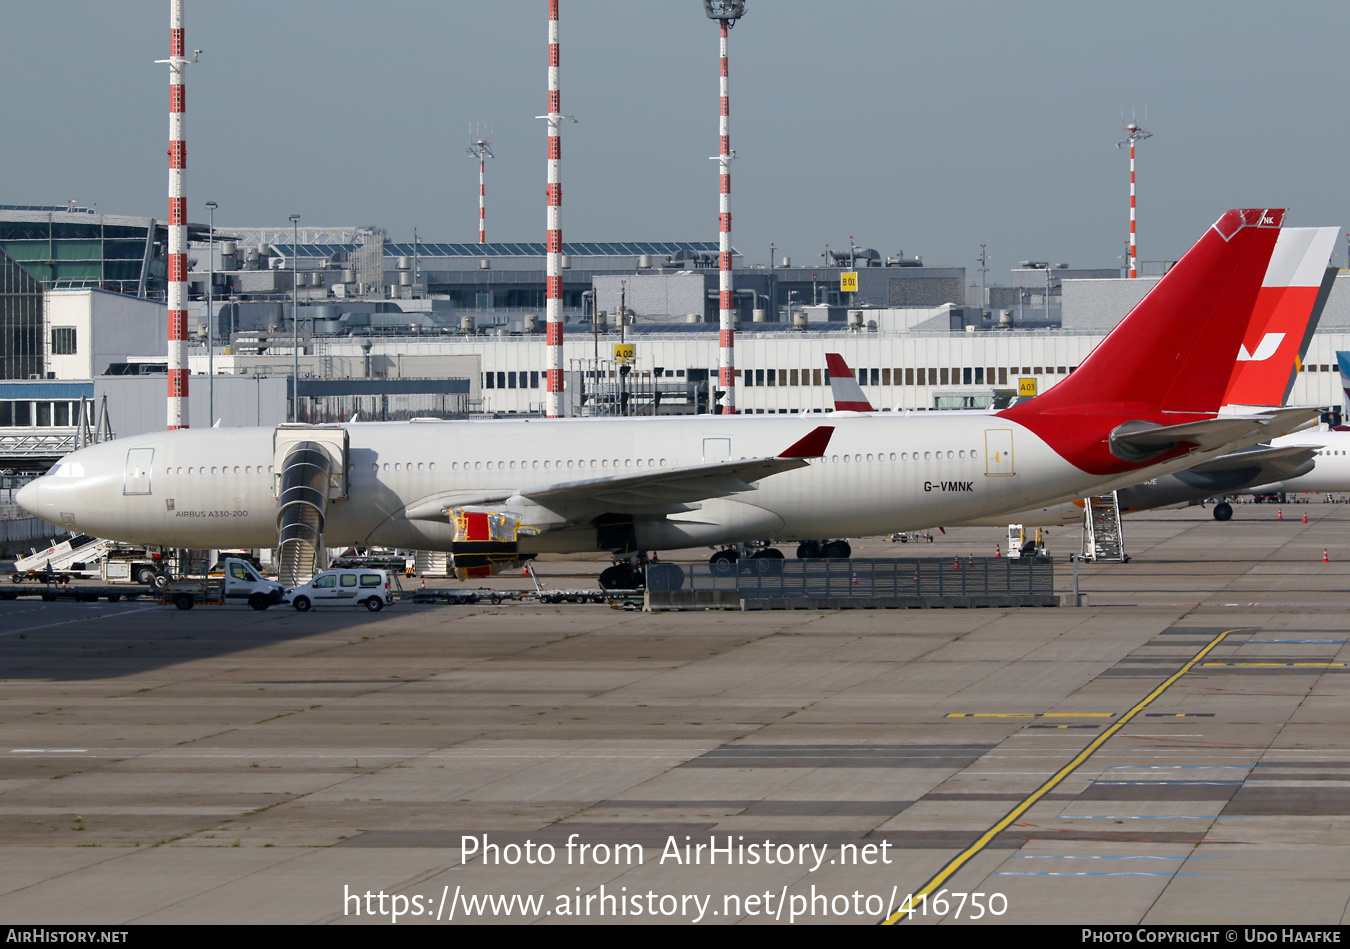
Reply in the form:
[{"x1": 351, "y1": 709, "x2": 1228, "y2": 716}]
[{"x1": 284, "y1": 568, "x2": 394, "y2": 612}]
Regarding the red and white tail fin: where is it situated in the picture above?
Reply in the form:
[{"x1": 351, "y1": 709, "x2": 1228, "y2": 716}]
[
  {"x1": 1000, "y1": 209, "x2": 1285, "y2": 474},
  {"x1": 825, "y1": 353, "x2": 875, "y2": 412},
  {"x1": 1223, "y1": 226, "x2": 1339, "y2": 408}
]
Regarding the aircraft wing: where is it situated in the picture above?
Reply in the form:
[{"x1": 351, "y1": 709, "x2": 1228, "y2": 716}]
[{"x1": 403, "y1": 426, "x2": 834, "y2": 522}]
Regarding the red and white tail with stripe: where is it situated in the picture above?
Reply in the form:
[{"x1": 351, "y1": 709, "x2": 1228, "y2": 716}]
[
  {"x1": 825, "y1": 354, "x2": 874, "y2": 412},
  {"x1": 1223, "y1": 226, "x2": 1339, "y2": 409}
]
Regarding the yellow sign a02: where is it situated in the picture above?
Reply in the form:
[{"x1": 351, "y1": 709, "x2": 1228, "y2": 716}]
[
  {"x1": 613, "y1": 343, "x2": 636, "y2": 365},
  {"x1": 840, "y1": 272, "x2": 859, "y2": 293}
]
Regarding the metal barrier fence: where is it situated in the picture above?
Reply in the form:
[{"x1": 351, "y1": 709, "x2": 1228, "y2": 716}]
[
  {"x1": 646, "y1": 556, "x2": 1055, "y2": 601},
  {"x1": 0, "y1": 516, "x2": 52, "y2": 546}
]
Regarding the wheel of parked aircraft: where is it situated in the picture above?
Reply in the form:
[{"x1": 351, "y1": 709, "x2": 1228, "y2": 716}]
[
  {"x1": 709, "y1": 549, "x2": 739, "y2": 565},
  {"x1": 823, "y1": 540, "x2": 851, "y2": 559},
  {"x1": 795, "y1": 541, "x2": 823, "y2": 559},
  {"x1": 599, "y1": 564, "x2": 640, "y2": 591},
  {"x1": 1213, "y1": 502, "x2": 1233, "y2": 521},
  {"x1": 749, "y1": 547, "x2": 784, "y2": 560}
]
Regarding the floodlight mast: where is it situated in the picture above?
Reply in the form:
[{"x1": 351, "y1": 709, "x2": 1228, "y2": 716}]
[
  {"x1": 704, "y1": 0, "x2": 746, "y2": 414},
  {"x1": 1117, "y1": 111, "x2": 1153, "y2": 279},
  {"x1": 467, "y1": 126, "x2": 494, "y2": 244}
]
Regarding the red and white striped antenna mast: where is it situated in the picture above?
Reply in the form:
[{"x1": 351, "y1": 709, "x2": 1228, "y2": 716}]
[
  {"x1": 467, "y1": 125, "x2": 493, "y2": 244},
  {"x1": 538, "y1": 1, "x2": 575, "y2": 418},
  {"x1": 705, "y1": 0, "x2": 746, "y2": 415},
  {"x1": 156, "y1": 0, "x2": 199, "y2": 430},
  {"x1": 1117, "y1": 109, "x2": 1153, "y2": 279}
]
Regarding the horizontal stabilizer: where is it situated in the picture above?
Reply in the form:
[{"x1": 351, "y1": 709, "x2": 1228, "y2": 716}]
[
  {"x1": 1109, "y1": 408, "x2": 1316, "y2": 462},
  {"x1": 1250, "y1": 406, "x2": 1321, "y2": 439},
  {"x1": 1189, "y1": 442, "x2": 1318, "y2": 477},
  {"x1": 1111, "y1": 417, "x2": 1265, "y2": 458}
]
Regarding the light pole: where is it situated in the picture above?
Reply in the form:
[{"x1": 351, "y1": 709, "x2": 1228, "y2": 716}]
[
  {"x1": 290, "y1": 213, "x2": 300, "y2": 423},
  {"x1": 704, "y1": 0, "x2": 747, "y2": 414},
  {"x1": 977, "y1": 243, "x2": 988, "y2": 316},
  {"x1": 205, "y1": 200, "x2": 217, "y2": 425}
]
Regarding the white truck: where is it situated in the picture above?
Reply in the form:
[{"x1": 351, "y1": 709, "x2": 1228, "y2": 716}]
[
  {"x1": 157, "y1": 558, "x2": 286, "y2": 611},
  {"x1": 101, "y1": 544, "x2": 167, "y2": 585}
]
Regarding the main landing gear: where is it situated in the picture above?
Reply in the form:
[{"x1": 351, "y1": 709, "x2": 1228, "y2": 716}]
[
  {"x1": 708, "y1": 544, "x2": 788, "y2": 566},
  {"x1": 1212, "y1": 501, "x2": 1233, "y2": 521},
  {"x1": 793, "y1": 540, "x2": 851, "y2": 560},
  {"x1": 599, "y1": 558, "x2": 647, "y2": 591}
]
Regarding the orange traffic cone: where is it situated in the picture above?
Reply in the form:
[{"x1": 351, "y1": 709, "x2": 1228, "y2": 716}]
[
  {"x1": 995, "y1": 543, "x2": 1001, "y2": 558},
  {"x1": 1323, "y1": 548, "x2": 1330, "y2": 563},
  {"x1": 419, "y1": 578, "x2": 426, "y2": 590},
  {"x1": 1278, "y1": 508, "x2": 1283, "y2": 520},
  {"x1": 1303, "y1": 512, "x2": 1308, "y2": 524}
]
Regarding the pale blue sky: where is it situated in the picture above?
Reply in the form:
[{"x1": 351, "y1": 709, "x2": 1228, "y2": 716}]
[{"x1": 4, "y1": 1, "x2": 1348, "y2": 274}]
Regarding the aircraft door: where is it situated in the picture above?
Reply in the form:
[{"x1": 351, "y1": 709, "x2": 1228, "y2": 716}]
[
  {"x1": 985, "y1": 429, "x2": 1015, "y2": 477},
  {"x1": 123, "y1": 448, "x2": 155, "y2": 495},
  {"x1": 702, "y1": 438, "x2": 731, "y2": 463}
]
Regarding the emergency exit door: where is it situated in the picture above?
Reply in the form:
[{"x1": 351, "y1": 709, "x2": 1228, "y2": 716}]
[{"x1": 984, "y1": 429, "x2": 1014, "y2": 476}]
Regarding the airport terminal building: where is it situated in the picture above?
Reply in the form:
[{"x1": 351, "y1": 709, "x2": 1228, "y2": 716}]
[{"x1": 2, "y1": 204, "x2": 1350, "y2": 480}]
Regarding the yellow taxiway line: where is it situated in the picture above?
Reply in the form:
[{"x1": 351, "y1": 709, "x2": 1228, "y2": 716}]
[{"x1": 882, "y1": 627, "x2": 1243, "y2": 925}]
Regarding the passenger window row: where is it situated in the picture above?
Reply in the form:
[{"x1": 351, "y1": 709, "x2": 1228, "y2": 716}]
[
  {"x1": 371, "y1": 458, "x2": 670, "y2": 473},
  {"x1": 825, "y1": 450, "x2": 978, "y2": 463},
  {"x1": 168, "y1": 465, "x2": 274, "y2": 476}
]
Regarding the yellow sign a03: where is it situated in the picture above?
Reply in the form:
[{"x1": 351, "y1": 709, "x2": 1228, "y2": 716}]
[
  {"x1": 1018, "y1": 377, "x2": 1038, "y2": 397},
  {"x1": 613, "y1": 343, "x2": 636, "y2": 365},
  {"x1": 840, "y1": 272, "x2": 858, "y2": 293}
]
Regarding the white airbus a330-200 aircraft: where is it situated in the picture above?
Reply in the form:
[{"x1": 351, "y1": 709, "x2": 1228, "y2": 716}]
[{"x1": 17, "y1": 209, "x2": 1315, "y2": 586}]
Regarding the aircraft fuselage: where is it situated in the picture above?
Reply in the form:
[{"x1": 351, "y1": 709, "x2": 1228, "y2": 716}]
[{"x1": 22, "y1": 414, "x2": 1108, "y2": 554}]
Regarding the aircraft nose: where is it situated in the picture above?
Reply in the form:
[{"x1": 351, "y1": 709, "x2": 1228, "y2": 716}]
[{"x1": 15, "y1": 478, "x2": 40, "y2": 517}]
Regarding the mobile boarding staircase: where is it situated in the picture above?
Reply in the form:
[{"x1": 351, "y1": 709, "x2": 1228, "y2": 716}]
[{"x1": 1081, "y1": 492, "x2": 1128, "y2": 562}]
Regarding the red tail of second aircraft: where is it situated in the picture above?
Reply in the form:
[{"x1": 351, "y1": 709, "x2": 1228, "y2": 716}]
[{"x1": 1223, "y1": 226, "x2": 1339, "y2": 407}]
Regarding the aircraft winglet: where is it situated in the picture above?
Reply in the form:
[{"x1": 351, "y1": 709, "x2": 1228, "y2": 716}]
[{"x1": 779, "y1": 426, "x2": 834, "y2": 459}]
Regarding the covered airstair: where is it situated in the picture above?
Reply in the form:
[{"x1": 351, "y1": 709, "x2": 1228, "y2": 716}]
[{"x1": 273, "y1": 426, "x2": 348, "y2": 587}]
